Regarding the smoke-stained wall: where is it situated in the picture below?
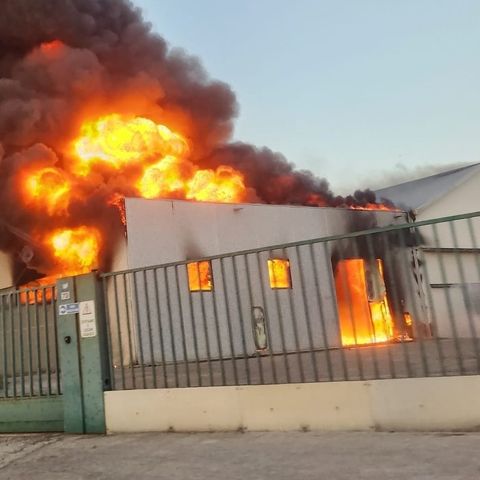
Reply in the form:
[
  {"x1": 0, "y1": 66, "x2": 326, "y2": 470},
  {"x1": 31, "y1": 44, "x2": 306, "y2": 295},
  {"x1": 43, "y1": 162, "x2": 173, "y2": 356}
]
[{"x1": 104, "y1": 200, "x2": 409, "y2": 366}]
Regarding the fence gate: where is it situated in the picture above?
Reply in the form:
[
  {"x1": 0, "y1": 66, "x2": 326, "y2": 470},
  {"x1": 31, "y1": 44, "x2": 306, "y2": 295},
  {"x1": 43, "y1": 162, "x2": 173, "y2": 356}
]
[
  {"x1": 0, "y1": 283, "x2": 63, "y2": 432},
  {"x1": 0, "y1": 273, "x2": 109, "y2": 433}
]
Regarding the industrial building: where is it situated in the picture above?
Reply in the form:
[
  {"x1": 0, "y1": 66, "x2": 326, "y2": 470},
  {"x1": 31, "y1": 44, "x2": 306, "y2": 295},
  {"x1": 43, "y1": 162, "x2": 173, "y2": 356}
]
[{"x1": 376, "y1": 163, "x2": 480, "y2": 338}]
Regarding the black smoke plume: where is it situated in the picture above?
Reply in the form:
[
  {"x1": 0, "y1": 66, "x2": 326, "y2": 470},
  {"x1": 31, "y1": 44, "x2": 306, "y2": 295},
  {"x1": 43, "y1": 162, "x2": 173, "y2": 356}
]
[{"x1": 0, "y1": 0, "x2": 389, "y2": 282}]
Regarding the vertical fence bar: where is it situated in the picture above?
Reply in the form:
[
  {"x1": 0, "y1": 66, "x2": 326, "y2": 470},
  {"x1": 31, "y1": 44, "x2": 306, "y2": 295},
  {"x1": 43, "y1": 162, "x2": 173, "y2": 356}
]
[
  {"x1": 132, "y1": 271, "x2": 147, "y2": 389},
  {"x1": 26, "y1": 293, "x2": 34, "y2": 396},
  {"x1": 363, "y1": 234, "x2": 381, "y2": 380},
  {"x1": 209, "y1": 263, "x2": 227, "y2": 386},
  {"x1": 173, "y1": 265, "x2": 192, "y2": 388},
  {"x1": 244, "y1": 254, "x2": 264, "y2": 385},
  {"x1": 17, "y1": 292, "x2": 25, "y2": 396},
  {"x1": 163, "y1": 267, "x2": 179, "y2": 388},
  {"x1": 380, "y1": 232, "x2": 412, "y2": 378},
  {"x1": 102, "y1": 277, "x2": 117, "y2": 390},
  {"x1": 308, "y1": 243, "x2": 333, "y2": 381},
  {"x1": 122, "y1": 273, "x2": 136, "y2": 390},
  {"x1": 112, "y1": 275, "x2": 125, "y2": 390},
  {"x1": 396, "y1": 228, "x2": 430, "y2": 377},
  {"x1": 336, "y1": 238, "x2": 364, "y2": 380},
  {"x1": 269, "y1": 249, "x2": 291, "y2": 384},
  {"x1": 432, "y1": 223, "x2": 465, "y2": 375},
  {"x1": 8, "y1": 294, "x2": 16, "y2": 397},
  {"x1": 282, "y1": 247, "x2": 305, "y2": 383},
  {"x1": 34, "y1": 295, "x2": 43, "y2": 396},
  {"x1": 449, "y1": 220, "x2": 480, "y2": 373},
  {"x1": 231, "y1": 256, "x2": 251, "y2": 385},
  {"x1": 1, "y1": 295, "x2": 8, "y2": 397},
  {"x1": 41, "y1": 289, "x2": 52, "y2": 395},
  {"x1": 255, "y1": 252, "x2": 278, "y2": 384},
  {"x1": 186, "y1": 266, "x2": 202, "y2": 387},
  {"x1": 152, "y1": 268, "x2": 168, "y2": 388},
  {"x1": 194, "y1": 262, "x2": 213, "y2": 386},
  {"x1": 142, "y1": 269, "x2": 157, "y2": 389},
  {"x1": 52, "y1": 286, "x2": 61, "y2": 395},
  {"x1": 467, "y1": 218, "x2": 480, "y2": 372},
  {"x1": 413, "y1": 231, "x2": 446, "y2": 377},
  {"x1": 321, "y1": 242, "x2": 348, "y2": 381},
  {"x1": 295, "y1": 245, "x2": 319, "y2": 382},
  {"x1": 219, "y1": 257, "x2": 239, "y2": 385}
]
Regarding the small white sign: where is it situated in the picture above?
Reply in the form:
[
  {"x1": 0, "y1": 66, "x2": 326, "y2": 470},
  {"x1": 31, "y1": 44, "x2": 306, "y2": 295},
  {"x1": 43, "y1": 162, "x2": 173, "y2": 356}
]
[
  {"x1": 58, "y1": 303, "x2": 79, "y2": 316},
  {"x1": 79, "y1": 300, "x2": 97, "y2": 338},
  {"x1": 60, "y1": 291, "x2": 71, "y2": 301}
]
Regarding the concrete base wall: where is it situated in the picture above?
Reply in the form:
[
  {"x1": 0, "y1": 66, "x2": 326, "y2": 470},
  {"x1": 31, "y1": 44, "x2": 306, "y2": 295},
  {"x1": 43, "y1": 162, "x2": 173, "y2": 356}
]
[{"x1": 105, "y1": 375, "x2": 480, "y2": 433}]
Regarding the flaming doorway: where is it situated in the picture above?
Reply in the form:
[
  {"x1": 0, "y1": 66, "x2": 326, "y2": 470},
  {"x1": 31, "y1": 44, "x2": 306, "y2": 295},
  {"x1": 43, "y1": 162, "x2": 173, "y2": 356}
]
[{"x1": 334, "y1": 258, "x2": 394, "y2": 346}]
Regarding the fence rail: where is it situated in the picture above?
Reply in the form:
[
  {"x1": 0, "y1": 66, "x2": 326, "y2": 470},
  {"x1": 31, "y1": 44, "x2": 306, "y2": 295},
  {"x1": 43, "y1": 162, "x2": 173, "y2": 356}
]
[
  {"x1": 0, "y1": 284, "x2": 61, "y2": 398},
  {"x1": 102, "y1": 210, "x2": 480, "y2": 390}
]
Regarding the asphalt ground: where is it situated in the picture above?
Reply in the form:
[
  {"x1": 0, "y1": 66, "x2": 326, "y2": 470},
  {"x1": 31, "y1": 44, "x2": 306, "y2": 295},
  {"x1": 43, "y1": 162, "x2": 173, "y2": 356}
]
[{"x1": 0, "y1": 431, "x2": 479, "y2": 480}]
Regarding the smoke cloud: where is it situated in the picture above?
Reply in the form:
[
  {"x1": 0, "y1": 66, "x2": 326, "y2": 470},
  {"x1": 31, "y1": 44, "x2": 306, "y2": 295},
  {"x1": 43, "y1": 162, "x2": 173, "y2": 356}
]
[{"x1": 0, "y1": 0, "x2": 387, "y2": 282}]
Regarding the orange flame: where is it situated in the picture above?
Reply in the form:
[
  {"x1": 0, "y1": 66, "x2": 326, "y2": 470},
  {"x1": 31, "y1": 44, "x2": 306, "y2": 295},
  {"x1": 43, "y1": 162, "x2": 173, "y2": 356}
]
[
  {"x1": 187, "y1": 261, "x2": 213, "y2": 291},
  {"x1": 267, "y1": 259, "x2": 292, "y2": 289},
  {"x1": 47, "y1": 226, "x2": 101, "y2": 276},
  {"x1": 335, "y1": 258, "x2": 394, "y2": 346},
  {"x1": 186, "y1": 166, "x2": 246, "y2": 203},
  {"x1": 72, "y1": 114, "x2": 188, "y2": 176},
  {"x1": 19, "y1": 277, "x2": 56, "y2": 305},
  {"x1": 23, "y1": 167, "x2": 71, "y2": 215},
  {"x1": 17, "y1": 113, "x2": 247, "y2": 292}
]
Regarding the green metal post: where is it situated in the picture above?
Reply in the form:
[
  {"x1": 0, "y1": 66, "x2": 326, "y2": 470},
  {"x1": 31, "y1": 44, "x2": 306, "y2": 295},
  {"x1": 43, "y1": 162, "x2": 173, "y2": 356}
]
[
  {"x1": 56, "y1": 276, "x2": 84, "y2": 433},
  {"x1": 56, "y1": 272, "x2": 110, "y2": 433},
  {"x1": 74, "y1": 272, "x2": 110, "y2": 433}
]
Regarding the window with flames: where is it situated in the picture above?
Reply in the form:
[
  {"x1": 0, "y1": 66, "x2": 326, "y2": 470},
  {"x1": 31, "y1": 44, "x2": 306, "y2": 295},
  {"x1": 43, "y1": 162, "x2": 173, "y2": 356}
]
[
  {"x1": 267, "y1": 259, "x2": 292, "y2": 289},
  {"x1": 187, "y1": 261, "x2": 213, "y2": 292}
]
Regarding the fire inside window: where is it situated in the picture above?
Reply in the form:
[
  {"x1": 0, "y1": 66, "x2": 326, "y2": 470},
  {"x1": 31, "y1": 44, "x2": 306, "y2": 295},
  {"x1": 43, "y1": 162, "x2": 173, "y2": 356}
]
[
  {"x1": 334, "y1": 258, "x2": 394, "y2": 346},
  {"x1": 187, "y1": 261, "x2": 213, "y2": 292},
  {"x1": 267, "y1": 259, "x2": 292, "y2": 289}
]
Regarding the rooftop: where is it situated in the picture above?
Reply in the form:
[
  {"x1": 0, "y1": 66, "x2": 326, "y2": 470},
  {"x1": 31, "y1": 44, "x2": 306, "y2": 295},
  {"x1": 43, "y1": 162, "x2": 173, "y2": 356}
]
[{"x1": 375, "y1": 163, "x2": 480, "y2": 211}]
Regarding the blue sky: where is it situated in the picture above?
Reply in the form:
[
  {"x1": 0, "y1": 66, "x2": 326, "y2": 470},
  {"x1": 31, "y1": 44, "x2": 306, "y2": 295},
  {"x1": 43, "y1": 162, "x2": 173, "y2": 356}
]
[{"x1": 133, "y1": 0, "x2": 480, "y2": 192}]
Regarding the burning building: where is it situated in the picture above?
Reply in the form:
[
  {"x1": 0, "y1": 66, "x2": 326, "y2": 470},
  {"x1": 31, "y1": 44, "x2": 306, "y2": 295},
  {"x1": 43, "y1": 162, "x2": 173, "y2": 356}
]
[
  {"x1": 100, "y1": 198, "x2": 419, "y2": 367},
  {"x1": 0, "y1": 0, "x2": 427, "y2": 371},
  {"x1": 0, "y1": 0, "x2": 392, "y2": 292}
]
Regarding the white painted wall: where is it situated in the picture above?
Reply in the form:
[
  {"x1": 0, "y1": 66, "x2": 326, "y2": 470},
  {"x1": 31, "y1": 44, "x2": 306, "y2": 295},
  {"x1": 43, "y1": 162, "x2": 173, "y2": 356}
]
[
  {"x1": 105, "y1": 375, "x2": 480, "y2": 433},
  {"x1": 0, "y1": 252, "x2": 13, "y2": 290},
  {"x1": 416, "y1": 171, "x2": 480, "y2": 338},
  {"x1": 105, "y1": 200, "x2": 411, "y2": 366},
  {"x1": 122, "y1": 199, "x2": 405, "y2": 269}
]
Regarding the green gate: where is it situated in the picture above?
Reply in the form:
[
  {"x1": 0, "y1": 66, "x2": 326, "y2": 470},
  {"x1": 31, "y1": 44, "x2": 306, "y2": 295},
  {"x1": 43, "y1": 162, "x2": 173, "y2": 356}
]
[{"x1": 0, "y1": 273, "x2": 109, "y2": 433}]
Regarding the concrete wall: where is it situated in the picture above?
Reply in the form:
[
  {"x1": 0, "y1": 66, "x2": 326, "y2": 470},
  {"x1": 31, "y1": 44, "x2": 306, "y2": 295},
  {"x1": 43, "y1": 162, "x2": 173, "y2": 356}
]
[{"x1": 105, "y1": 375, "x2": 480, "y2": 432}]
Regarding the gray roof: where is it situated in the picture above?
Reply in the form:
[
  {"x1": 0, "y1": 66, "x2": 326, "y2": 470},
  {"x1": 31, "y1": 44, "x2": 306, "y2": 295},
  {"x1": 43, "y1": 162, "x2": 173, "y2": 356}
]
[{"x1": 375, "y1": 163, "x2": 480, "y2": 211}]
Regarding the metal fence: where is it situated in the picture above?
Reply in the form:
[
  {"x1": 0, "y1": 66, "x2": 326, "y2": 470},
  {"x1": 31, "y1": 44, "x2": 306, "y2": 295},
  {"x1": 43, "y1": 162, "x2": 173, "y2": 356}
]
[
  {"x1": 101, "y1": 210, "x2": 480, "y2": 390},
  {"x1": 0, "y1": 284, "x2": 61, "y2": 398}
]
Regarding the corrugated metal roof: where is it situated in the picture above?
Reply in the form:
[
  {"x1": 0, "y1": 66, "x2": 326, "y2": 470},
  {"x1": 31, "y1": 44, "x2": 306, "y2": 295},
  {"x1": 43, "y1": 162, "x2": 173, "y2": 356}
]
[{"x1": 375, "y1": 163, "x2": 480, "y2": 211}]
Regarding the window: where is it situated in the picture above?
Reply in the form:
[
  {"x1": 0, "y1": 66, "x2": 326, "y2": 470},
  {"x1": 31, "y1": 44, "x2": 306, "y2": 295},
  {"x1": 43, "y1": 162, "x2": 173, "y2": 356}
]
[
  {"x1": 187, "y1": 261, "x2": 213, "y2": 291},
  {"x1": 267, "y1": 259, "x2": 292, "y2": 289}
]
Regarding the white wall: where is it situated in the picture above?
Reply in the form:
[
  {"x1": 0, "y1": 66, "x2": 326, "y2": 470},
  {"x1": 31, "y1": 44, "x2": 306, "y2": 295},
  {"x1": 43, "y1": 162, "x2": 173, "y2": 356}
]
[
  {"x1": 0, "y1": 252, "x2": 13, "y2": 290},
  {"x1": 417, "y1": 171, "x2": 480, "y2": 338},
  {"x1": 105, "y1": 375, "x2": 480, "y2": 433},
  {"x1": 105, "y1": 200, "x2": 410, "y2": 366},
  {"x1": 123, "y1": 199, "x2": 405, "y2": 268}
]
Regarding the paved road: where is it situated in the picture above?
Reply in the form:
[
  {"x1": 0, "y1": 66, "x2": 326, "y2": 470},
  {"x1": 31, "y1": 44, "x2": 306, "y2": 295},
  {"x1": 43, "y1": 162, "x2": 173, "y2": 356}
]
[{"x1": 1, "y1": 431, "x2": 479, "y2": 479}]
